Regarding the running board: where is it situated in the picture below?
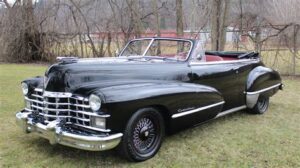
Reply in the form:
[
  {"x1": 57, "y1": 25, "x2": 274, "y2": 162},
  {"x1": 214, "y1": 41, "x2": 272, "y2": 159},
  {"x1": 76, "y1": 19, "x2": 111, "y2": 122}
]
[{"x1": 215, "y1": 105, "x2": 247, "y2": 118}]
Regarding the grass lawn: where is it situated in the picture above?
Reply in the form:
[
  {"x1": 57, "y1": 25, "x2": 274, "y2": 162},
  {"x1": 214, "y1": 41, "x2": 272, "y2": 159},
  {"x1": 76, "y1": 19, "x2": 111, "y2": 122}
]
[{"x1": 0, "y1": 64, "x2": 299, "y2": 168}]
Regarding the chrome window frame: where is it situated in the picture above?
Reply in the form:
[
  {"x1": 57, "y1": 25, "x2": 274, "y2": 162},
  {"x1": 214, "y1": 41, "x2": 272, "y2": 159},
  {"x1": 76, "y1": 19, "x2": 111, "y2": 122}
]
[{"x1": 119, "y1": 37, "x2": 194, "y2": 62}]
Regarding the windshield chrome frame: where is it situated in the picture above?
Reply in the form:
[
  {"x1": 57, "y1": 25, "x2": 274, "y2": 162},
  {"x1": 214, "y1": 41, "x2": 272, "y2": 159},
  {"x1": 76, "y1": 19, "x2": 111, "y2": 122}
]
[
  {"x1": 119, "y1": 37, "x2": 194, "y2": 62},
  {"x1": 142, "y1": 38, "x2": 155, "y2": 56}
]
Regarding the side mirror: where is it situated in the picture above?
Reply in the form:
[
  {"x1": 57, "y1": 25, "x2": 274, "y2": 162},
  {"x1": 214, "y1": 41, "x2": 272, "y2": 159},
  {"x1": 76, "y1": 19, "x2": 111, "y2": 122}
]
[
  {"x1": 115, "y1": 49, "x2": 119, "y2": 57},
  {"x1": 196, "y1": 53, "x2": 202, "y2": 60}
]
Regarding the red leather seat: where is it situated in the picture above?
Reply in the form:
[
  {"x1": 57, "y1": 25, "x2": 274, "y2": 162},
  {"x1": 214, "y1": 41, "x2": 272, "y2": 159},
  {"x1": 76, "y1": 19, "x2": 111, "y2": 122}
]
[
  {"x1": 222, "y1": 57, "x2": 237, "y2": 61},
  {"x1": 205, "y1": 55, "x2": 223, "y2": 62}
]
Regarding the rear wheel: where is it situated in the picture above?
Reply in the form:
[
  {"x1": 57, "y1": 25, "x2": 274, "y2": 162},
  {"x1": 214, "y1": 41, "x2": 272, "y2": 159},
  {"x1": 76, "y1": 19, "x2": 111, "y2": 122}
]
[
  {"x1": 248, "y1": 97, "x2": 269, "y2": 114},
  {"x1": 119, "y1": 108, "x2": 165, "y2": 161}
]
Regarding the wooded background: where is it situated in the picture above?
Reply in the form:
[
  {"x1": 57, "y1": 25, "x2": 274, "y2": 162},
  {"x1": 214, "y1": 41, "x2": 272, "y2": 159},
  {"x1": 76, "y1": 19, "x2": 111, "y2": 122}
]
[{"x1": 0, "y1": 0, "x2": 299, "y2": 75}]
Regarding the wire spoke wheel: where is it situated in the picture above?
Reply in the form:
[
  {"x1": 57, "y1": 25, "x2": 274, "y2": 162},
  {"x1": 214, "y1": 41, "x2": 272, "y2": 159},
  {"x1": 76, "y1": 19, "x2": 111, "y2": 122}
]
[
  {"x1": 257, "y1": 98, "x2": 268, "y2": 112},
  {"x1": 132, "y1": 117, "x2": 158, "y2": 153},
  {"x1": 120, "y1": 108, "x2": 164, "y2": 161},
  {"x1": 247, "y1": 97, "x2": 269, "y2": 114}
]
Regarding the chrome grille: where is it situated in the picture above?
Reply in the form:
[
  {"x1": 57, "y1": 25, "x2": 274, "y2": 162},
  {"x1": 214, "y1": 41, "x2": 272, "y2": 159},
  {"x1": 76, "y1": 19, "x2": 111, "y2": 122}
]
[{"x1": 26, "y1": 88, "x2": 92, "y2": 128}]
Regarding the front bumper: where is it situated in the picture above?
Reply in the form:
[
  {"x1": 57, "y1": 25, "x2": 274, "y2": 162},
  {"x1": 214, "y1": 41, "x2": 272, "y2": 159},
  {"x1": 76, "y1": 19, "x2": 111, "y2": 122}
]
[{"x1": 16, "y1": 110, "x2": 123, "y2": 151}]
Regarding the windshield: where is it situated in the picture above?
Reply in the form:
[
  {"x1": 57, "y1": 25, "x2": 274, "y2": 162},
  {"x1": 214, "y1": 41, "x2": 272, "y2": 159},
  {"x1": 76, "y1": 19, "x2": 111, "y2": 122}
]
[
  {"x1": 121, "y1": 39, "x2": 151, "y2": 56},
  {"x1": 120, "y1": 38, "x2": 192, "y2": 61}
]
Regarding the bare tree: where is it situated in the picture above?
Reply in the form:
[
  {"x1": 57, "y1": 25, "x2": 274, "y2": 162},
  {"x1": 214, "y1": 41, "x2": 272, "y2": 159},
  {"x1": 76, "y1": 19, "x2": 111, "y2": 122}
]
[
  {"x1": 0, "y1": 0, "x2": 298, "y2": 76},
  {"x1": 292, "y1": 25, "x2": 299, "y2": 75},
  {"x1": 176, "y1": 0, "x2": 183, "y2": 37},
  {"x1": 152, "y1": 0, "x2": 161, "y2": 37},
  {"x1": 210, "y1": 0, "x2": 229, "y2": 51}
]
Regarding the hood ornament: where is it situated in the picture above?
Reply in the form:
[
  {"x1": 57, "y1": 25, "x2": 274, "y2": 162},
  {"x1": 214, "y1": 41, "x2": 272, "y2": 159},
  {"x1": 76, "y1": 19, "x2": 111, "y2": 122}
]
[{"x1": 56, "y1": 57, "x2": 78, "y2": 64}]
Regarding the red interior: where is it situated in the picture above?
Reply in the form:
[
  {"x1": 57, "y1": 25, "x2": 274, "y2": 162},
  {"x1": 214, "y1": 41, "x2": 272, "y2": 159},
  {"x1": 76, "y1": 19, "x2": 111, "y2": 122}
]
[
  {"x1": 221, "y1": 57, "x2": 237, "y2": 61},
  {"x1": 205, "y1": 55, "x2": 223, "y2": 62},
  {"x1": 153, "y1": 54, "x2": 238, "y2": 62},
  {"x1": 205, "y1": 54, "x2": 238, "y2": 62}
]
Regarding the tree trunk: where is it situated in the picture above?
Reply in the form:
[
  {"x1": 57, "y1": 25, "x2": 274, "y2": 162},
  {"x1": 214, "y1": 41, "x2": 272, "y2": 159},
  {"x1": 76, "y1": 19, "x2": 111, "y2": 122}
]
[
  {"x1": 152, "y1": 0, "x2": 161, "y2": 37},
  {"x1": 255, "y1": 26, "x2": 261, "y2": 52},
  {"x1": 78, "y1": 34, "x2": 84, "y2": 57},
  {"x1": 23, "y1": 0, "x2": 41, "y2": 61},
  {"x1": 210, "y1": 0, "x2": 229, "y2": 51},
  {"x1": 176, "y1": 0, "x2": 184, "y2": 37},
  {"x1": 254, "y1": 16, "x2": 262, "y2": 52},
  {"x1": 107, "y1": 32, "x2": 112, "y2": 57},
  {"x1": 152, "y1": 0, "x2": 161, "y2": 55},
  {"x1": 129, "y1": 0, "x2": 142, "y2": 38},
  {"x1": 237, "y1": 0, "x2": 243, "y2": 51},
  {"x1": 292, "y1": 24, "x2": 299, "y2": 75},
  {"x1": 176, "y1": 0, "x2": 184, "y2": 52},
  {"x1": 210, "y1": 0, "x2": 219, "y2": 51},
  {"x1": 218, "y1": 0, "x2": 229, "y2": 51}
]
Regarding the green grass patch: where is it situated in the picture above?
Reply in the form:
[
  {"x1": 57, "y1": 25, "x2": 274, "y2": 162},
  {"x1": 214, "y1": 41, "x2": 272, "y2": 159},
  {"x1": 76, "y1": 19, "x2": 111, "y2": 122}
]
[{"x1": 0, "y1": 64, "x2": 299, "y2": 167}]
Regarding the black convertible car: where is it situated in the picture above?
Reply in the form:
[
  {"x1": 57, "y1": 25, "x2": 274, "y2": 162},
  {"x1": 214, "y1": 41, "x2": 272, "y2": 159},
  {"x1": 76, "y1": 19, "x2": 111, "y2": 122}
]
[{"x1": 16, "y1": 37, "x2": 282, "y2": 161}]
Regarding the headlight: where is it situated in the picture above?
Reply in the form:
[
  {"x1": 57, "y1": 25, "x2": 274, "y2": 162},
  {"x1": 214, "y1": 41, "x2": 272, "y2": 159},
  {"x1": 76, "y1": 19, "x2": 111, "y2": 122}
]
[
  {"x1": 21, "y1": 83, "x2": 29, "y2": 95},
  {"x1": 89, "y1": 94, "x2": 101, "y2": 112}
]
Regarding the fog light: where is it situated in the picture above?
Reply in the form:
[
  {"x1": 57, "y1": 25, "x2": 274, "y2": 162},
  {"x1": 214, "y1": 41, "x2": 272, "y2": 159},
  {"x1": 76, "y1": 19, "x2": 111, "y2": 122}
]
[
  {"x1": 93, "y1": 117, "x2": 106, "y2": 129},
  {"x1": 25, "y1": 100, "x2": 31, "y2": 109}
]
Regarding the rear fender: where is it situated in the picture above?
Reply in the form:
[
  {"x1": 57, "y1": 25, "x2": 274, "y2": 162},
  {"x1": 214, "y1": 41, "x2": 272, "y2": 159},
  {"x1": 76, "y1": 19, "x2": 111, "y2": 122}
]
[{"x1": 246, "y1": 66, "x2": 282, "y2": 108}]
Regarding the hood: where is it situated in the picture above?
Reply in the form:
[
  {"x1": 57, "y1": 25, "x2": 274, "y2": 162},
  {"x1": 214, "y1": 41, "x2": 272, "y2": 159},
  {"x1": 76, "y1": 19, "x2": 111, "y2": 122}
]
[{"x1": 44, "y1": 57, "x2": 192, "y2": 93}]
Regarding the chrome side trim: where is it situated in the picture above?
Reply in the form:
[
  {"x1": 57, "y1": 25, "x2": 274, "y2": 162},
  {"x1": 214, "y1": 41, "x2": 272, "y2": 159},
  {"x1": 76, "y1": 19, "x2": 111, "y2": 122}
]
[
  {"x1": 246, "y1": 83, "x2": 281, "y2": 95},
  {"x1": 246, "y1": 83, "x2": 281, "y2": 108},
  {"x1": 172, "y1": 101, "x2": 225, "y2": 119},
  {"x1": 215, "y1": 105, "x2": 247, "y2": 118},
  {"x1": 189, "y1": 58, "x2": 259, "y2": 66}
]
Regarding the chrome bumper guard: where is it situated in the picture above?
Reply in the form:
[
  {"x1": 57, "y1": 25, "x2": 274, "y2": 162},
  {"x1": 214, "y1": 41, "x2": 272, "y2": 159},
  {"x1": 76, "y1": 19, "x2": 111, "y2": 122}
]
[{"x1": 16, "y1": 110, "x2": 123, "y2": 151}]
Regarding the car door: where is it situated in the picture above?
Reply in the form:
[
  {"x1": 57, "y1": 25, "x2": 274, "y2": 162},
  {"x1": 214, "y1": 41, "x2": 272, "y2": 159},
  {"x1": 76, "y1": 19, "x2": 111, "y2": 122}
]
[{"x1": 189, "y1": 59, "x2": 255, "y2": 111}]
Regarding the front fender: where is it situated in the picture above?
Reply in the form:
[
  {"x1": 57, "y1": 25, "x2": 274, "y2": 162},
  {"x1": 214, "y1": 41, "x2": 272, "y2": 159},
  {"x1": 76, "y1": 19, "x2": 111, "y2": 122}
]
[
  {"x1": 246, "y1": 66, "x2": 282, "y2": 108},
  {"x1": 22, "y1": 76, "x2": 44, "y2": 94},
  {"x1": 83, "y1": 81, "x2": 224, "y2": 133},
  {"x1": 99, "y1": 82, "x2": 222, "y2": 103}
]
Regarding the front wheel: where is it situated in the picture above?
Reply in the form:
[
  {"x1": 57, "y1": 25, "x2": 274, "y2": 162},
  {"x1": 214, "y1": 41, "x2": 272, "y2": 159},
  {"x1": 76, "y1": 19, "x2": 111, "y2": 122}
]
[
  {"x1": 248, "y1": 97, "x2": 269, "y2": 114},
  {"x1": 119, "y1": 107, "x2": 165, "y2": 162}
]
